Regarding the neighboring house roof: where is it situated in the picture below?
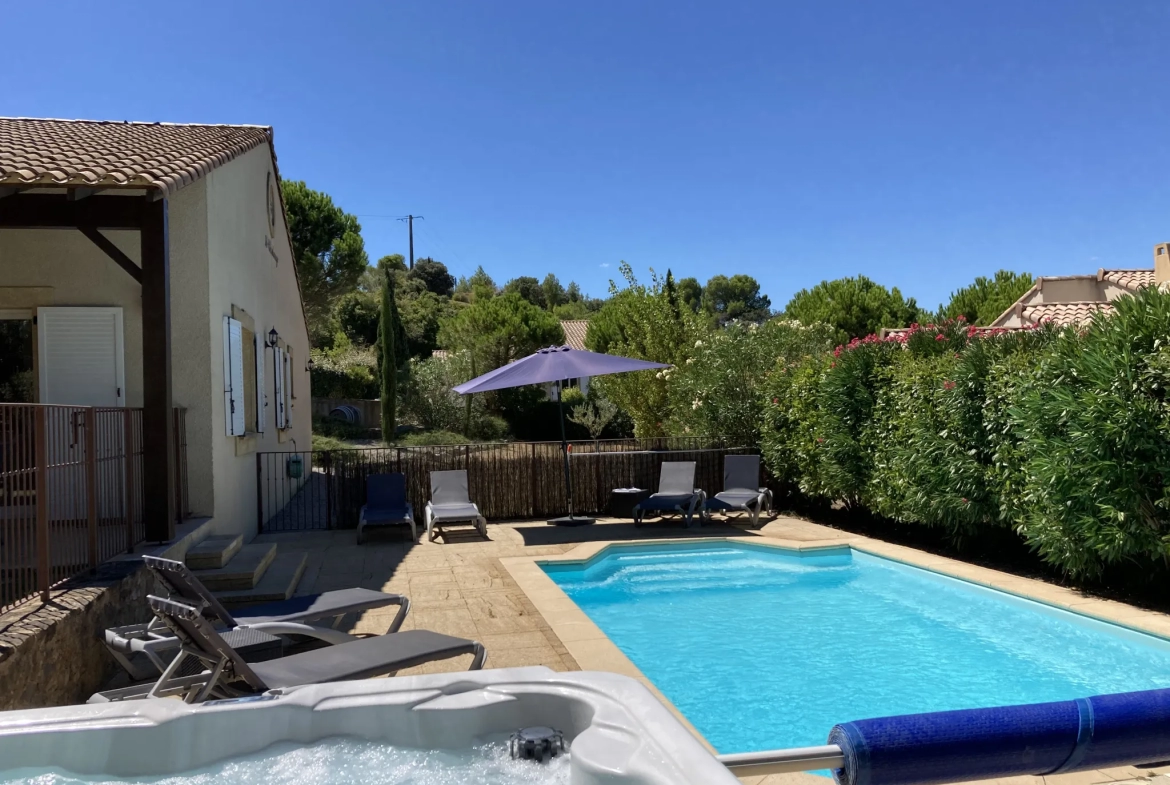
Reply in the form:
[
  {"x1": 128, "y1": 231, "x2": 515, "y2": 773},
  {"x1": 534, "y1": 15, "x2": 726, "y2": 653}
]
[
  {"x1": 988, "y1": 266, "x2": 1156, "y2": 329},
  {"x1": 1019, "y1": 301, "x2": 1114, "y2": 326},
  {"x1": 561, "y1": 320, "x2": 589, "y2": 351},
  {"x1": 1099, "y1": 269, "x2": 1155, "y2": 290},
  {"x1": 0, "y1": 117, "x2": 273, "y2": 197}
]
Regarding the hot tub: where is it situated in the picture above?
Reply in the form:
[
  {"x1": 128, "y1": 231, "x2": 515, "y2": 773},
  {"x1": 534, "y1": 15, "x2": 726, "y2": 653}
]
[{"x1": 0, "y1": 668, "x2": 738, "y2": 785}]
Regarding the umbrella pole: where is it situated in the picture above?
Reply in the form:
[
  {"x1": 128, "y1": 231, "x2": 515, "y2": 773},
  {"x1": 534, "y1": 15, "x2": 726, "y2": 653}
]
[{"x1": 557, "y1": 380, "x2": 575, "y2": 518}]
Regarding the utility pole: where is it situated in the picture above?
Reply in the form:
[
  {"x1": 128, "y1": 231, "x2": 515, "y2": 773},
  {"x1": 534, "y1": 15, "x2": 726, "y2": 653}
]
[{"x1": 398, "y1": 214, "x2": 423, "y2": 269}]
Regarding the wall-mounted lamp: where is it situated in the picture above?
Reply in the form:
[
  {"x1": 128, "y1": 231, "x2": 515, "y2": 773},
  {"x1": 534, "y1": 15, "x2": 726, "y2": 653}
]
[
  {"x1": 266, "y1": 327, "x2": 280, "y2": 348},
  {"x1": 305, "y1": 357, "x2": 315, "y2": 372}
]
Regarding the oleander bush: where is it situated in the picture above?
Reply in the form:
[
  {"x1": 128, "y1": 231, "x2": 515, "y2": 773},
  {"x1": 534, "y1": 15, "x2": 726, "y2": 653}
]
[
  {"x1": 1011, "y1": 287, "x2": 1170, "y2": 577},
  {"x1": 758, "y1": 289, "x2": 1170, "y2": 577}
]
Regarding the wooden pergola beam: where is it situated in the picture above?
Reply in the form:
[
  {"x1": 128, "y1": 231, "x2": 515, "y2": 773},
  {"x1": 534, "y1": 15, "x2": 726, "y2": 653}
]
[
  {"x1": 79, "y1": 226, "x2": 143, "y2": 283},
  {"x1": 0, "y1": 193, "x2": 146, "y2": 229}
]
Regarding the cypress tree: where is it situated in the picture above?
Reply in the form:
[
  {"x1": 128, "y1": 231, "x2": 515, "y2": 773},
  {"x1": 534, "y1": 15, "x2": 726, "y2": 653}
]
[{"x1": 379, "y1": 267, "x2": 401, "y2": 440}]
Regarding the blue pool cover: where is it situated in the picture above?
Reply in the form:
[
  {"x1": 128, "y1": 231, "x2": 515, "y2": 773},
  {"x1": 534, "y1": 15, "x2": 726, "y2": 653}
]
[{"x1": 829, "y1": 687, "x2": 1170, "y2": 785}]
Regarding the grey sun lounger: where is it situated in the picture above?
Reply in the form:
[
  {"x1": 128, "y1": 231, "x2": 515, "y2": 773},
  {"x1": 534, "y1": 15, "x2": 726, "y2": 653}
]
[
  {"x1": 103, "y1": 555, "x2": 410, "y2": 681},
  {"x1": 633, "y1": 461, "x2": 707, "y2": 528},
  {"x1": 424, "y1": 470, "x2": 487, "y2": 541},
  {"x1": 705, "y1": 454, "x2": 773, "y2": 527},
  {"x1": 358, "y1": 472, "x2": 417, "y2": 543},
  {"x1": 91, "y1": 595, "x2": 487, "y2": 704}
]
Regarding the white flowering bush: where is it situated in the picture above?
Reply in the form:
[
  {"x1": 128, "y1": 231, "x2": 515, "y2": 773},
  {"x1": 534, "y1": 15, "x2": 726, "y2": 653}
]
[{"x1": 669, "y1": 319, "x2": 834, "y2": 444}]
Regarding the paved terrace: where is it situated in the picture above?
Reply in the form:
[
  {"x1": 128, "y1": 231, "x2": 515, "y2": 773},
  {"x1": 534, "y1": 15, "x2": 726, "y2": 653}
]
[{"x1": 256, "y1": 517, "x2": 1170, "y2": 785}]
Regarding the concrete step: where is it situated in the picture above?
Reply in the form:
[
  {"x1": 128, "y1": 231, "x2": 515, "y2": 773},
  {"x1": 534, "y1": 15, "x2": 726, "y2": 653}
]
[
  {"x1": 217, "y1": 552, "x2": 308, "y2": 607},
  {"x1": 185, "y1": 534, "x2": 244, "y2": 570},
  {"x1": 192, "y1": 543, "x2": 277, "y2": 592}
]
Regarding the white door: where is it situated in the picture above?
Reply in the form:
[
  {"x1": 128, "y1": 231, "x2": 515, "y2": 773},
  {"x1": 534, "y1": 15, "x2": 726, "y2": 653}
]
[{"x1": 37, "y1": 307, "x2": 125, "y2": 406}]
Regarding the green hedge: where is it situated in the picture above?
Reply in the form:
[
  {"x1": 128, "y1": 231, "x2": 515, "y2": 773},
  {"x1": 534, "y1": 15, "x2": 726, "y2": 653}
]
[{"x1": 760, "y1": 286, "x2": 1170, "y2": 578}]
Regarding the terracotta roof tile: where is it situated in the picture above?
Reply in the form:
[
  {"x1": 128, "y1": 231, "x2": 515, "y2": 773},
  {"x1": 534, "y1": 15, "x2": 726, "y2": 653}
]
[
  {"x1": 1101, "y1": 269, "x2": 1155, "y2": 291},
  {"x1": 0, "y1": 117, "x2": 272, "y2": 197},
  {"x1": 1022, "y1": 301, "x2": 1114, "y2": 327},
  {"x1": 561, "y1": 320, "x2": 589, "y2": 351}
]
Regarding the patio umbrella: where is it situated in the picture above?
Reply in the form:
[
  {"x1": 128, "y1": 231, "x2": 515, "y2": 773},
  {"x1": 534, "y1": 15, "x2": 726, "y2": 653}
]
[{"x1": 453, "y1": 346, "x2": 669, "y2": 525}]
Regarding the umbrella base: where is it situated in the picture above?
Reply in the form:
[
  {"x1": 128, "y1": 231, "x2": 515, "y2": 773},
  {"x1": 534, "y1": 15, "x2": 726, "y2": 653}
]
[{"x1": 548, "y1": 515, "x2": 596, "y2": 527}]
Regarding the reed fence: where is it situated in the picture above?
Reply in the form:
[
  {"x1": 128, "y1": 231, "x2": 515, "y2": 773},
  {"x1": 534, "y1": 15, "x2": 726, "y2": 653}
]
[
  {"x1": 0, "y1": 403, "x2": 189, "y2": 613},
  {"x1": 257, "y1": 437, "x2": 757, "y2": 533}
]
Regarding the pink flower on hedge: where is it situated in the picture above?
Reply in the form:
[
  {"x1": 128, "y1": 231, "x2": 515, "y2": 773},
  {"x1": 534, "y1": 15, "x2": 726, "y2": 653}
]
[
  {"x1": 961, "y1": 497, "x2": 968, "y2": 504},
  {"x1": 935, "y1": 334, "x2": 946, "y2": 342},
  {"x1": 943, "y1": 380, "x2": 956, "y2": 390},
  {"x1": 772, "y1": 397, "x2": 779, "y2": 405},
  {"x1": 956, "y1": 314, "x2": 967, "y2": 323},
  {"x1": 817, "y1": 437, "x2": 824, "y2": 443}
]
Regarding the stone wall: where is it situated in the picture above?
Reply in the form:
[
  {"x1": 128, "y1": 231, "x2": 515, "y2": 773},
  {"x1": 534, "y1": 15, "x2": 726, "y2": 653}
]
[{"x1": 0, "y1": 557, "x2": 154, "y2": 710}]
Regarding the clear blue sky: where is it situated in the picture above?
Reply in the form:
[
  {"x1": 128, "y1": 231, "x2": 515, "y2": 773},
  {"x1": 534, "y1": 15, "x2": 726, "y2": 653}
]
[{"x1": 4, "y1": 1, "x2": 1168, "y2": 310}]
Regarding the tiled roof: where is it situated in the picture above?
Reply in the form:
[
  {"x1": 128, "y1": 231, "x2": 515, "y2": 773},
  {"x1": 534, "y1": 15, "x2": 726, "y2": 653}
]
[
  {"x1": 561, "y1": 320, "x2": 589, "y2": 351},
  {"x1": 1100, "y1": 269, "x2": 1155, "y2": 291},
  {"x1": 0, "y1": 117, "x2": 272, "y2": 197},
  {"x1": 1022, "y1": 301, "x2": 1114, "y2": 326}
]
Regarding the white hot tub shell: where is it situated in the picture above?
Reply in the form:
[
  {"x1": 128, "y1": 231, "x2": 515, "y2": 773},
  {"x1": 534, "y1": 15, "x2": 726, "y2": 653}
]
[{"x1": 0, "y1": 667, "x2": 740, "y2": 784}]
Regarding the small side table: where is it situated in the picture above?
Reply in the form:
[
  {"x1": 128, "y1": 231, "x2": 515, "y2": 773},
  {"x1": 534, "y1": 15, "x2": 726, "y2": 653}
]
[{"x1": 609, "y1": 488, "x2": 651, "y2": 519}]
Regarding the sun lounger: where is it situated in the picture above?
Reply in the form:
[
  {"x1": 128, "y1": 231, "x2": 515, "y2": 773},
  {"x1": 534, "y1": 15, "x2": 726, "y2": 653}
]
[
  {"x1": 424, "y1": 470, "x2": 487, "y2": 541},
  {"x1": 358, "y1": 472, "x2": 417, "y2": 543},
  {"x1": 705, "y1": 454, "x2": 773, "y2": 527},
  {"x1": 91, "y1": 595, "x2": 486, "y2": 703},
  {"x1": 633, "y1": 461, "x2": 707, "y2": 528},
  {"x1": 103, "y1": 555, "x2": 410, "y2": 681}
]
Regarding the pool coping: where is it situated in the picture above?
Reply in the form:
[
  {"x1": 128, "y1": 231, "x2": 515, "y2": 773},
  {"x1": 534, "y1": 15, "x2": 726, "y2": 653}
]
[{"x1": 499, "y1": 527, "x2": 1170, "y2": 761}]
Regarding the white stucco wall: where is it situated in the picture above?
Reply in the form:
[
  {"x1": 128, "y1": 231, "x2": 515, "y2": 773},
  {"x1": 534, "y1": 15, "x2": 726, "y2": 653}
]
[{"x1": 205, "y1": 144, "x2": 313, "y2": 540}]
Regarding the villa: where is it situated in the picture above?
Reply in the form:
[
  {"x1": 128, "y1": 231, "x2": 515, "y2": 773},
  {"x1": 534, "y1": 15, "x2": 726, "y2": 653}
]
[
  {"x1": 2, "y1": 122, "x2": 1170, "y2": 785},
  {"x1": 0, "y1": 118, "x2": 313, "y2": 546}
]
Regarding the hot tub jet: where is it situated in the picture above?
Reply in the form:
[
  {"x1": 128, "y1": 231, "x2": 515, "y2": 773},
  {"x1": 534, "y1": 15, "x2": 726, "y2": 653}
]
[{"x1": 508, "y1": 726, "x2": 566, "y2": 763}]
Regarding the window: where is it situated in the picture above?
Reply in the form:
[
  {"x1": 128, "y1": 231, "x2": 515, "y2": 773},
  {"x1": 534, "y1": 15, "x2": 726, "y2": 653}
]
[
  {"x1": 273, "y1": 345, "x2": 292, "y2": 431},
  {"x1": 0, "y1": 312, "x2": 34, "y2": 403},
  {"x1": 242, "y1": 326, "x2": 257, "y2": 431},
  {"x1": 223, "y1": 315, "x2": 265, "y2": 436}
]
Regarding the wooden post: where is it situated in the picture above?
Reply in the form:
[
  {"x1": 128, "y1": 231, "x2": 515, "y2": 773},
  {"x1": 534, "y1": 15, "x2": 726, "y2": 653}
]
[
  {"x1": 85, "y1": 408, "x2": 98, "y2": 570},
  {"x1": 530, "y1": 442, "x2": 537, "y2": 517},
  {"x1": 123, "y1": 410, "x2": 135, "y2": 553},
  {"x1": 140, "y1": 197, "x2": 176, "y2": 542},
  {"x1": 34, "y1": 407, "x2": 50, "y2": 602}
]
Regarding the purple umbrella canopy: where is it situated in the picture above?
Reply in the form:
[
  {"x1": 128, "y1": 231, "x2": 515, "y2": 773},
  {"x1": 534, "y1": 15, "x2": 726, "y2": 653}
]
[{"x1": 452, "y1": 346, "x2": 668, "y2": 395}]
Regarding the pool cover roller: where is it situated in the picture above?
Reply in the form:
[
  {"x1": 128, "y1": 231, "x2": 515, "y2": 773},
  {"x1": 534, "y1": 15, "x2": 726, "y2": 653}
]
[{"x1": 829, "y1": 688, "x2": 1170, "y2": 785}]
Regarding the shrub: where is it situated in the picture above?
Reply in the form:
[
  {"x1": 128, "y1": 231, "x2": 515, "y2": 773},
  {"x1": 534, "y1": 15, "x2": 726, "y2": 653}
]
[
  {"x1": 761, "y1": 352, "x2": 830, "y2": 497},
  {"x1": 1012, "y1": 287, "x2": 1170, "y2": 576},
  {"x1": 397, "y1": 429, "x2": 470, "y2": 446},
  {"x1": 401, "y1": 353, "x2": 486, "y2": 433},
  {"x1": 309, "y1": 342, "x2": 378, "y2": 399},
  {"x1": 467, "y1": 414, "x2": 511, "y2": 442},
  {"x1": 671, "y1": 319, "x2": 833, "y2": 445},
  {"x1": 587, "y1": 263, "x2": 705, "y2": 436},
  {"x1": 815, "y1": 337, "x2": 902, "y2": 508}
]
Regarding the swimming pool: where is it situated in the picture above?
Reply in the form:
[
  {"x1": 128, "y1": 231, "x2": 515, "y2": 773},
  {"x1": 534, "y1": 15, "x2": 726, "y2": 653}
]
[{"x1": 542, "y1": 541, "x2": 1170, "y2": 756}]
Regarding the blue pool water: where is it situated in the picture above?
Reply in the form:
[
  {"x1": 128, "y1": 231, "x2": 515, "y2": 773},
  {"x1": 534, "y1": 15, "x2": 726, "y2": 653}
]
[{"x1": 543, "y1": 541, "x2": 1170, "y2": 756}]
